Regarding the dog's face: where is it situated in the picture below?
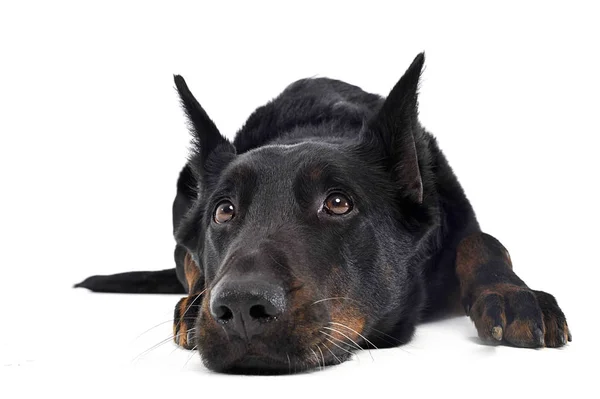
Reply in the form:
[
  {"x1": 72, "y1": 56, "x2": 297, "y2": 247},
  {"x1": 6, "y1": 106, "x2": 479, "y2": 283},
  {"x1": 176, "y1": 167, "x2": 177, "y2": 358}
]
[{"x1": 174, "y1": 54, "x2": 430, "y2": 373}]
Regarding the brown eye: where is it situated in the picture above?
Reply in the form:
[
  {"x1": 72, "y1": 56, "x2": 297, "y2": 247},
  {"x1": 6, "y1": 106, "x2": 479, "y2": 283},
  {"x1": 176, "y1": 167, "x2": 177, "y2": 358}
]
[
  {"x1": 214, "y1": 201, "x2": 235, "y2": 224},
  {"x1": 324, "y1": 193, "x2": 353, "y2": 215}
]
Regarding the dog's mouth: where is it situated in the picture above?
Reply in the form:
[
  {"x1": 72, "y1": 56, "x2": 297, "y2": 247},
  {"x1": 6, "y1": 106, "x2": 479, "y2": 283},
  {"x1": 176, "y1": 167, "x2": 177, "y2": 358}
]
[
  {"x1": 209, "y1": 336, "x2": 354, "y2": 375},
  {"x1": 188, "y1": 310, "x2": 360, "y2": 374}
]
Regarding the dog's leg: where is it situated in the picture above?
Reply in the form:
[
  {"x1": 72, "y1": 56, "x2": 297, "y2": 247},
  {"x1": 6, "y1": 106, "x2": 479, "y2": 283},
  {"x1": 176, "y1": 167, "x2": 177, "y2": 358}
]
[
  {"x1": 173, "y1": 252, "x2": 204, "y2": 350},
  {"x1": 456, "y1": 233, "x2": 571, "y2": 347}
]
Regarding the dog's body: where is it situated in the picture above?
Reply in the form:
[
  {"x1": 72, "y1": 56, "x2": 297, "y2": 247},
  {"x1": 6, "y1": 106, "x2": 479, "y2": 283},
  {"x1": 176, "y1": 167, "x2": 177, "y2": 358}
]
[{"x1": 76, "y1": 54, "x2": 570, "y2": 374}]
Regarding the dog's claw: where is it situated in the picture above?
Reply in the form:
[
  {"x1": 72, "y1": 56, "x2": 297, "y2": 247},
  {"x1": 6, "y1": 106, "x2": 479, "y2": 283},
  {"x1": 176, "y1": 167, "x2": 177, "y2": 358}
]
[
  {"x1": 187, "y1": 330, "x2": 195, "y2": 347},
  {"x1": 534, "y1": 327, "x2": 545, "y2": 347},
  {"x1": 491, "y1": 326, "x2": 503, "y2": 341}
]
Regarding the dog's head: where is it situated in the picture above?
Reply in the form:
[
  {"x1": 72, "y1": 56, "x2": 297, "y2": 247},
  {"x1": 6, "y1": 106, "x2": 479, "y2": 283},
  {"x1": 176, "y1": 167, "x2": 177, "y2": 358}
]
[{"x1": 174, "y1": 54, "x2": 432, "y2": 373}]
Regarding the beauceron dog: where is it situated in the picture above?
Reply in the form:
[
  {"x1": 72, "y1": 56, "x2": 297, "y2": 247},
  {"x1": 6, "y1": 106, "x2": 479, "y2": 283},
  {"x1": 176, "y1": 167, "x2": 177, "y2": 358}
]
[{"x1": 76, "y1": 53, "x2": 571, "y2": 374}]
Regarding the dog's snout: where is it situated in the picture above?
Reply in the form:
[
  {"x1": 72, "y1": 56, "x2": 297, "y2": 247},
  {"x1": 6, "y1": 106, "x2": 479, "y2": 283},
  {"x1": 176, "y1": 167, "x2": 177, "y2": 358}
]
[{"x1": 210, "y1": 277, "x2": 287, "y2": 339}]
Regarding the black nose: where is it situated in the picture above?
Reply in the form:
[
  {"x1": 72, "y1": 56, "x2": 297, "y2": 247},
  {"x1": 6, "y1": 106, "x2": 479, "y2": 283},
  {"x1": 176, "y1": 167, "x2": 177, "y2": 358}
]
[{"x1": 209, "y1": 277, "x2": 287, "y2": 340}]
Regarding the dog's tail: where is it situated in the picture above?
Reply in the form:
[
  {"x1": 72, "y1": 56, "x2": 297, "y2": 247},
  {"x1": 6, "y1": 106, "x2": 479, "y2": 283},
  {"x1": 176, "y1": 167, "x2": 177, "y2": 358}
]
[{"x1": 74, "y1": 268, "x2": 185, "y2": 294}]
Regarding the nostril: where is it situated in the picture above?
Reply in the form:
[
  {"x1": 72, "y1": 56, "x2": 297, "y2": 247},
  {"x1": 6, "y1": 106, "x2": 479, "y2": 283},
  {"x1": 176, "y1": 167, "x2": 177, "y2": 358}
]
[
  {"x1": 249, "y1": 304, "x2": 267, "y2": 319},
  {"x1": 249, "y1": 304, "x2": 276, "y2": 321},
  {"x1": 215, "y1": 305, "x2": 234, "y2": 323}
]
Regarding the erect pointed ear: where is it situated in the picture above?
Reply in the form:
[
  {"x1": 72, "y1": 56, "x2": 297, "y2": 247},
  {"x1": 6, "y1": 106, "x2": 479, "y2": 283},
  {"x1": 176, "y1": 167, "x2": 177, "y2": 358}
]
[
  {"x1": 369, "y1": 53, "x2": 425, "y2": 204},
  {"x1": 174, "y1": 75, "x2": 236, "y2": 179}
]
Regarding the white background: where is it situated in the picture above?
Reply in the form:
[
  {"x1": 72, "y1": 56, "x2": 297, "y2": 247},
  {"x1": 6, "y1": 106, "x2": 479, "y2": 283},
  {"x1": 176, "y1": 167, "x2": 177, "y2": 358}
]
[{"x1": 1, "y1": 1, "x2": 599, "y2": 397}]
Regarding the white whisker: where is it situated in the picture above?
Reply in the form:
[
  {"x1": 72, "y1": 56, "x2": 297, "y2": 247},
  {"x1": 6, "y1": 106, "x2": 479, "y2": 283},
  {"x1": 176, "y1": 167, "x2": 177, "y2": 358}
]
[
  {"x1": 329, "y1": 321, "x2": 379, "y2": 350},
  {"x1": 133, "y1": 332, "x2": 184, "y2": 362},
  {"x1": 323, "y1": 326, "x2": 374, "y2": 361},
  {"x1": 320, "y1": 331, "x2": 359, "y2": 354},
  {"x1": 321, "y1": 342, "x2": 342, "y2": 364},
  {"x1": 169, "y1": 344, "x2": 184, "y2": 355},
  {"x1": 133, "y1": 319, "x2": 174, "y2": 342},
  {"x1": 366, "y1": 326, "x2": 404, "y2": 344},
  {"x1": 174, "y1": 290, "x2": 206, "y2": 332},
  {"x1": 322, "y1": 336, "x2": 355, "y2": 358},
  {"x1": 309, "y1": 347, "x2": 321, "y2": 370},
  {"x1": 311, "y1": 297, "x2": 360, "y2": 306},
  {"x1": 182, "y1": 345, "x2": 199, "y2": 369},
  {"x1": 321, "y1": 328, "x2": 362, "y2": 350},
  {"x1": 317, "y1": 345, "x2": 325, "y2": 367}
]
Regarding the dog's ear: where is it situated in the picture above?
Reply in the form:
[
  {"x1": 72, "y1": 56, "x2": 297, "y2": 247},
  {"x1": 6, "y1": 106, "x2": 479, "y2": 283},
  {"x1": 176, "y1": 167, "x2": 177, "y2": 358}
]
[
  {"x1": 174, "y1": 76, "x2": 235, "y2": 253},
  {"x1": 369, "y1": 53, "x2": 424, "y2": 204},
  {"x1": 174, "y1": 75, "x2": 236, "y2": 181}
]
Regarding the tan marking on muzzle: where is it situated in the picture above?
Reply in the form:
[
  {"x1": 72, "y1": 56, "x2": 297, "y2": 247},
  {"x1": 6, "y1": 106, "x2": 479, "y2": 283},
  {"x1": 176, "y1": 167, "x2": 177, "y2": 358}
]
[{"x1": 328, "y1": 305, "x2": 366, "y2": 344}]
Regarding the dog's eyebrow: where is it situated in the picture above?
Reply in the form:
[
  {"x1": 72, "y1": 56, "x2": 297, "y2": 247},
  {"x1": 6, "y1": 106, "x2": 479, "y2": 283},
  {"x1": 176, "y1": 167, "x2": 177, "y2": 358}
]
[
  {"x1": 305, "y1": 164, "x2": 327, "y2": 181},
  {"x1": 211, "y1": 164, "x2": 258, "y2": 202},
  {"x1": 226, "y1": 164, "x2": 256, "y2": 184},
  {"x1": 293, "y1": 162, "x2": 355, "y2": 201}
]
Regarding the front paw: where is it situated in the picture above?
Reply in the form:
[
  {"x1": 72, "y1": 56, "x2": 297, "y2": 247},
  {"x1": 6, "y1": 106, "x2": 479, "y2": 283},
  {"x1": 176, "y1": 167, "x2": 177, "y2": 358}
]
[
  {"x1": 173, "y1": 294, "x2": 202, "y2": 350},
  {"x1": 466, "y1": 285, "x2": 571, "y2": 348}
]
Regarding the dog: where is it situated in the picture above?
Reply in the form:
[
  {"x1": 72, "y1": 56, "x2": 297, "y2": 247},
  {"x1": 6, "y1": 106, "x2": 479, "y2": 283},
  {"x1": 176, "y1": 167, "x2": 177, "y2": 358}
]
[{"x1": 76, "y1": 53, "x2": 571, "y2": 374}]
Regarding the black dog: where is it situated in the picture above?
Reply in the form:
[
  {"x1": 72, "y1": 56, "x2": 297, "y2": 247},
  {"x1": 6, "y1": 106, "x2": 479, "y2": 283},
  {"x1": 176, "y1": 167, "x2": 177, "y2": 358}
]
[{"x1": 76, "y1": 53, "x2": 571, "y2": 374}]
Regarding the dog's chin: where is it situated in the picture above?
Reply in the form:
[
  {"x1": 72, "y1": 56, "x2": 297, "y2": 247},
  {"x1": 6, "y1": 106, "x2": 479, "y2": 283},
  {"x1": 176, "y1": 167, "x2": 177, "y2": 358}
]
[
  {"x1": 220, "y1": 356, "x2": 294, "y2": 375},
  {"x1": 201, "y1": 345, "x2": 351, "y2": 375}
]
